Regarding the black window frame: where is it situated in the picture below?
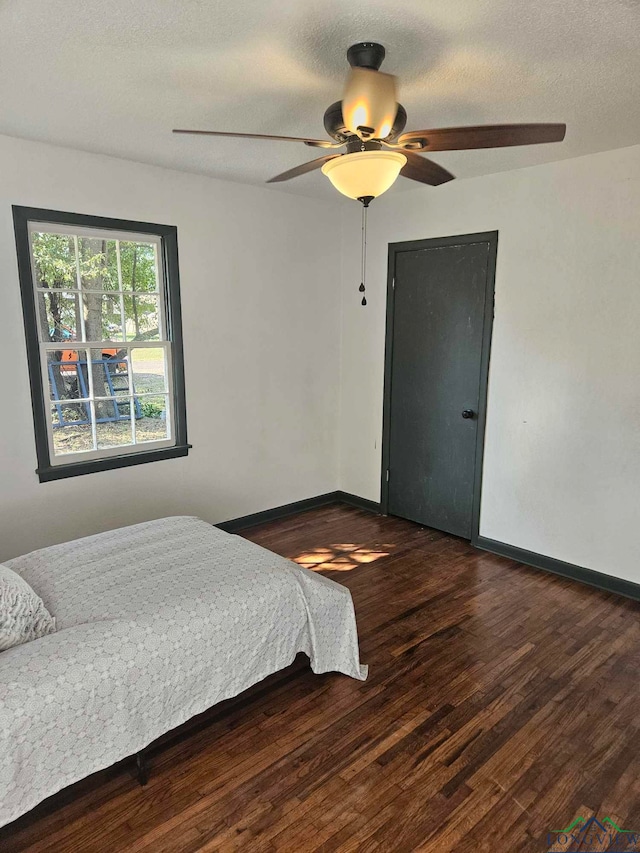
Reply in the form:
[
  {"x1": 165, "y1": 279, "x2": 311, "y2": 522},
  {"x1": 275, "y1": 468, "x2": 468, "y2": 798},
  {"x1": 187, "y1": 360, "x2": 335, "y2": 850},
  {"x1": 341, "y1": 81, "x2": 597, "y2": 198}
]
[{"x1": 13, "y1": 206, "x2": 190, "y2": 482}]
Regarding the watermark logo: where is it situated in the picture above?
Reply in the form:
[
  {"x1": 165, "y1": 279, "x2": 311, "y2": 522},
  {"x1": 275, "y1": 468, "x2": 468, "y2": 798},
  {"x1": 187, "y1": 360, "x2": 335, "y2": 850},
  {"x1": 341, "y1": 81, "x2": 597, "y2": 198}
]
[{"x1": 547, "y1": 816, "x2": 640, "y2": 852}]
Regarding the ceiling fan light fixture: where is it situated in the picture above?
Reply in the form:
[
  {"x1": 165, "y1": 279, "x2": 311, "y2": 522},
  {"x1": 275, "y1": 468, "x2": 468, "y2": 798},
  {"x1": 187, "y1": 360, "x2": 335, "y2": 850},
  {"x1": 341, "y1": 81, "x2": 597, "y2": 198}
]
[
  {"x1": 321, "y1": 150, "x2": 407, "y2": 200},
  {"x1": 342, "y1": 68, "x2": 398, "y2": 140}
]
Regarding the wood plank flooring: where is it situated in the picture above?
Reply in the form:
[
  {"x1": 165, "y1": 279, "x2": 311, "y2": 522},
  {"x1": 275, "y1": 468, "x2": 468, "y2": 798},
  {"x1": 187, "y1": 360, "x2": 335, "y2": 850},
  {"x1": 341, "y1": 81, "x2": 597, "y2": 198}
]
[{"x1": 2, "y1": 505, "x2": 640, "y2": 852}]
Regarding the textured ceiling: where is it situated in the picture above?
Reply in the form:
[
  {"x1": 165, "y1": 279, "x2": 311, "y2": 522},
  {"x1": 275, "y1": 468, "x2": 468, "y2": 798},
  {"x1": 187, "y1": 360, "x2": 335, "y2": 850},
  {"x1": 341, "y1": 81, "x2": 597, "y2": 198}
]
[{"x1": 1, "y1": 0, "x2": 639, "y2": 199}]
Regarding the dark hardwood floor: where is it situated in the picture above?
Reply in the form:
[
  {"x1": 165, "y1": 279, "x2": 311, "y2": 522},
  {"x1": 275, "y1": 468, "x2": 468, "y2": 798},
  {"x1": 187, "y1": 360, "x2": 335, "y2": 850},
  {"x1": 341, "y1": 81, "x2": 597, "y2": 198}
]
[{"x1": 3, "y1": 505, "x2": 640, "y2": 852}]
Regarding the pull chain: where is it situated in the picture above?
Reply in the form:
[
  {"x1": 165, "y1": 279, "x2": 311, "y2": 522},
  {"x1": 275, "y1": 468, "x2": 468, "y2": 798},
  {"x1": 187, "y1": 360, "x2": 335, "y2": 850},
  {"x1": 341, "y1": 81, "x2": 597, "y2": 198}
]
[
  {"x1": 359, "y1": 202, "x2": 367, "y2": 306},
  {"x1": 358, "y1": 195, "x2": 374, "y2": 305},
  {"x1": 357, "y1": 196, "x2": 373, "y2": 305}
]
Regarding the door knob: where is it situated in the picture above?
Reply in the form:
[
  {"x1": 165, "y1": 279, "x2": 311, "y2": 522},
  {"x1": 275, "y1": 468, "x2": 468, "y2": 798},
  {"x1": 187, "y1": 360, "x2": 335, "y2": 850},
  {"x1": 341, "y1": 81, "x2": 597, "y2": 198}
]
[{"x1": 461, "y1": 409, "x2": 475, "y2": 419}]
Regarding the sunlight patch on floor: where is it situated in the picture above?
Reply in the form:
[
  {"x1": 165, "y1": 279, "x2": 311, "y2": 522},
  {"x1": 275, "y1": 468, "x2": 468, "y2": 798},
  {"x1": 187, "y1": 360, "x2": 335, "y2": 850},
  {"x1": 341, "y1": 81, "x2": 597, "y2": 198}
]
[{"x1": 292, "y1": 543, "x2": 394, "y2": 572}]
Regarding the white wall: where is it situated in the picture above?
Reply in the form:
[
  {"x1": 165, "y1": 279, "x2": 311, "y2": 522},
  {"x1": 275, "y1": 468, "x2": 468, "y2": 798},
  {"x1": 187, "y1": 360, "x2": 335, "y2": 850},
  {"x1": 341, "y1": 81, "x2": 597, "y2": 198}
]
[
  {"x1": 339, "y1": 144, "x2": 640, "y2": 583},
  {"x1": 3, "y1": 132, "x2": 639, "y2": 586},
  {"x1": 0, "y1": 134, "x2": 343, "y2": 560}
]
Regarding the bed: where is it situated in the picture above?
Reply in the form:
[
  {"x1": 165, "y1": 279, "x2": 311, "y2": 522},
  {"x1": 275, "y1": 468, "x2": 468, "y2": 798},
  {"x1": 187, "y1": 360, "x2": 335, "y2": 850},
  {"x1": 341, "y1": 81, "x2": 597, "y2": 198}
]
[{"x1": 0, "y1": 516, "x2": 367, "y2": 828}]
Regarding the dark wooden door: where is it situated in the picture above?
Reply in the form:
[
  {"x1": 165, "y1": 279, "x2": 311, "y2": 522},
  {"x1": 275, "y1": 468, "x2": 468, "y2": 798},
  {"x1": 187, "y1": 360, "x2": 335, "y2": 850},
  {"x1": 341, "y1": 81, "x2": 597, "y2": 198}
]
[{"x1": 383, "y1": 233, "x2": 496, "y2": 539}]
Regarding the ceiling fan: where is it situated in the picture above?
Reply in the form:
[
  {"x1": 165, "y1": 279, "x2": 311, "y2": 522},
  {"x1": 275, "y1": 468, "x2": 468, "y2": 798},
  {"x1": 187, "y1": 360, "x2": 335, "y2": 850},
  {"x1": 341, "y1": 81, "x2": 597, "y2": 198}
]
[
  {"x1": 174, "y1": 43, "x2": 566, "y2": 305},
  {"x1": 174, "y1": 41, "x2": 566, "y2": 205}
]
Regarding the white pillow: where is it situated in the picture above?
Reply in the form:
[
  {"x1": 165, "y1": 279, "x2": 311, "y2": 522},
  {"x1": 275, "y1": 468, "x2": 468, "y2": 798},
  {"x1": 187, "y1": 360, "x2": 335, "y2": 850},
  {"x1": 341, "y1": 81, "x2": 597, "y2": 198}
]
[{"x1": 0, "y1": 563, "x2": 56, "y2": 651}]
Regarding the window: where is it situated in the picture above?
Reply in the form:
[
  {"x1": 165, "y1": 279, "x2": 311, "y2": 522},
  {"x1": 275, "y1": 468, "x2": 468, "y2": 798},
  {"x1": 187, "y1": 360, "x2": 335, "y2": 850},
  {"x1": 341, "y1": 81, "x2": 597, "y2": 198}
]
[{"x1": 13, "y1": 207, "x2": 189, "y2": 482}]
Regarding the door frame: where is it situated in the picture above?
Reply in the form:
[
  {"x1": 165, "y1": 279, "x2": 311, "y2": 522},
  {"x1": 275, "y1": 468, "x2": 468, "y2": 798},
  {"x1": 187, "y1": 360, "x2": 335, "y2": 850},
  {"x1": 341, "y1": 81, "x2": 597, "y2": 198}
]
[{"x1": 380, "y1": 231, "x2": 498, "y2": 544}]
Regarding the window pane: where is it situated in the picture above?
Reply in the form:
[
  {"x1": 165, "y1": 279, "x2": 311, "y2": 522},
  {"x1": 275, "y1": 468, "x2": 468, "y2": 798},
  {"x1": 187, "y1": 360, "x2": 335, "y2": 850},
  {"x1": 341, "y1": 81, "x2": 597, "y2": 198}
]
[
  {"x1": 92, "y1": 393, "x2": 119, "y2": 422},
  {"x1": 47, "y1": 349, "x2": 89, "y2": 401},
  {"x1": 78, "y1": 237, "x2": 118, "y2": 292},
  {"x1": 51, "y1": 401, "x2": 90, "y2": 427},
  {"x1": 119, "y1": 242, "x2": 159, "y2": 293},
  {"x1": 31, "y1": 232, "x2": 77, "y2": 290},
  {"x1": 136, "y1": 395, "x2": 170, "y2": 443},
  {"x1": 100, "y1": 293, "x2": 124, "y2": 341},
  {"x1": 50, "y1": 406, "x2": 94, "y2": 456},
  {"x1": 37, "y1": 290, "x2": 80, "y2": 343},
  {"x1": 96, "y1": 416, "x2": 133, "y2": 450},
  {"x1": 79, "y1": 290, "x2": 122, "y2": 343},
  {"x1": 130, "y1": 348, "x2": 168, "y2": 395},
  {"x1": 125, "y1": 295, "x2": 160, "y2": 341},
  {"x1": 81, "y1": 348, "x2": 119, "y2": 395},
  {"x1": 105, "y1": 356, "x2": 131, "y2": 399}
]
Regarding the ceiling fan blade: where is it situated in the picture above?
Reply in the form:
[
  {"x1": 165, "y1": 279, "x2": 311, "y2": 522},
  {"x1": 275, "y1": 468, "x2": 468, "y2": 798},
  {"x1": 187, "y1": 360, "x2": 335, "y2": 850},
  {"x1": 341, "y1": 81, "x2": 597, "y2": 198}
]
[
  {"x1": 397, "y1": 123, "x2": 567, "y2": 152},
  {"x1": 172, "y1": 129, "x2": 340, "y2": 149},
  {"x1": 267, "y1": 155, "x2": 340, "y2": 183},
  {"x1": 400, "y1": 152, "x2": 455, "y2": 186}
]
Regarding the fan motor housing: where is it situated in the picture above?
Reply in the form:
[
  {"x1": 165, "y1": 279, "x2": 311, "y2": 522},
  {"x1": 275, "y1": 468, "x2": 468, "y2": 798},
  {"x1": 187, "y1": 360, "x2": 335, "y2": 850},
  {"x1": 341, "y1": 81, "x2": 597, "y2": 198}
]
[{"x1": 323, "y1": 101, "x2": 407, "y2": 142}]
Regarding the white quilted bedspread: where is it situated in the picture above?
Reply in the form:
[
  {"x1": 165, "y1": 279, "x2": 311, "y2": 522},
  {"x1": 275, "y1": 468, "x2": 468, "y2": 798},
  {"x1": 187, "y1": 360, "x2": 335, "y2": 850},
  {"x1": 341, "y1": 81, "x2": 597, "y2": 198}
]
[{"x1": 0, "y1": 516, "x2": 367, "y2": 828}]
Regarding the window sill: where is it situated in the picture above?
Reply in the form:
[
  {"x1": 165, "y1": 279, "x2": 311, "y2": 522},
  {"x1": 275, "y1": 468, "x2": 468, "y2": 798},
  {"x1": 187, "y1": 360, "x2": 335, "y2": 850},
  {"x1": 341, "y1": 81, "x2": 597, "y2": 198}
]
[{"x1": 36, "y1": 444, "x2": 191, "y2": 482}]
